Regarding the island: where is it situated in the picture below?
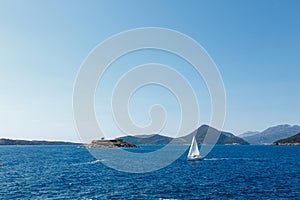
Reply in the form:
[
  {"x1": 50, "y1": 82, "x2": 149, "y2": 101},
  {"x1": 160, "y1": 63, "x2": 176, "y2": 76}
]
[
  {"x1": 119, "y1": 125, "x2": 249, "y2": 145},
  {"x1": 80, "y1": 139, "x2": 138, "y2": 148},
  {"x1": 273, "y1": 132, "x2": 300, "y2": 146},
  {"x1": 0, "y1": 138, "x2": 81, "y2": 146}
]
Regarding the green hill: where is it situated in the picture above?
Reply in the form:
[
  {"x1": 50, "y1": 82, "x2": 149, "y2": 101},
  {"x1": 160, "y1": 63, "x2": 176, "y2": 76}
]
[{"x1": 273, "y1": 133, "x2": 300, "y2": 145}]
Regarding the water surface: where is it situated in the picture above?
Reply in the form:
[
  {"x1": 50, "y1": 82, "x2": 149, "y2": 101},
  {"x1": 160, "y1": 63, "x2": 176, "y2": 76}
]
[{"x1": 0, "y1": 145, "x2": 299, "y2": 199}]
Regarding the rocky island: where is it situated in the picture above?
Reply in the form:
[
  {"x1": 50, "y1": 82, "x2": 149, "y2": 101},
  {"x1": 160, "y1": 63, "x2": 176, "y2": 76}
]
[
  {"x1": 80, "y1": 139, "x2": 137, "y2": 148},
  {"x1": 273, "y1": 132, "x2": 300, "y2": 146}
]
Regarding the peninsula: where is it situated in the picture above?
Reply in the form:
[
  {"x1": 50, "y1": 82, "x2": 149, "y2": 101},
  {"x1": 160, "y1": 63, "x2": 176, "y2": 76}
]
[
  {"x1": 273, "y1": 133, "x2": 300, "y2": 146},
  {"x1": 0, "y1": 138, "x2": 81, "y2": 146}
]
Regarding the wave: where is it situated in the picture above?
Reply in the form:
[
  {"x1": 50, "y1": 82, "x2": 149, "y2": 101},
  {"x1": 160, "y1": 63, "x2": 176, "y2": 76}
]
[
  {"x1": 203, "y1": 158, "x2": 253, "y2": 161},
  {"x1": 70, "y1": 159, "x2": 103, "y2": 166},
  {"x1": 89, "y1": 159, "x2": 102, "y2": 164}
]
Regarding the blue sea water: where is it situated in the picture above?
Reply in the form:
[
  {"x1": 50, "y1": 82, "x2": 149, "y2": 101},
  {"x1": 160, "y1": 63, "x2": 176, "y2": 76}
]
[{"x1": 0, "y1": 145, "x2": 299, "y2": 199}]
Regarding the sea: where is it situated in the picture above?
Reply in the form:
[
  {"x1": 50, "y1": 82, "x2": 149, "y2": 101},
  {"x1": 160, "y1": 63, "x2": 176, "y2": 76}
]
[{"x1": 0, "y1": 145, "x2": 299, "y2": 199}]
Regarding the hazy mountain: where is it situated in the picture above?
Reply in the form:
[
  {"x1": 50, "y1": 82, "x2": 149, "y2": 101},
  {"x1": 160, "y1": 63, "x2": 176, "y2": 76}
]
[
  {"x1": 241, "y1": 124, "x2": 300, "y2": 144},
  {"x1": 239, "y1": 131, "x2": 260, "y2": 138},
  {"x1": 120, "y1": 125, "x2": 249, "y2": 145}
]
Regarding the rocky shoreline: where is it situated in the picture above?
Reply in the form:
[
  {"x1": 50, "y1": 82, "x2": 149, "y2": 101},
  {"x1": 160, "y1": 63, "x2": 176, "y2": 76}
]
[{"x1": 273, "y1": 142, "x2": 300, "y2": 146}]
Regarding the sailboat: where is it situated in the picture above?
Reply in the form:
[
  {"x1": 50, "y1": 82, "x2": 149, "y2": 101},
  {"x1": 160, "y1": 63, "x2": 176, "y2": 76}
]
[{"x1": 187, "y1": 136, "x2": 202, "y2": 161}]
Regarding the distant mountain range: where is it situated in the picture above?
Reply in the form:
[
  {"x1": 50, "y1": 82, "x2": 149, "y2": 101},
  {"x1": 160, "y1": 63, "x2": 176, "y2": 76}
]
[
  {"x1": 238, "y1": 131, "x2": 260, "y2": 138},
  {"x1": 240, "y1": 124, "x2": 300, "y2": 144},
  {"x1": 119, "y1": 125, "x2": 249, "y2": 145},
  {"x1": 0, "y1": 138, "x2": 81, "y2": 145}
]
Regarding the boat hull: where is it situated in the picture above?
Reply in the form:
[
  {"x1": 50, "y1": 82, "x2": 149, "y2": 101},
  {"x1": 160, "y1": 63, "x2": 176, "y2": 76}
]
[{"x1": 187, "y1": 155, "x2": 202, "y2": 161}]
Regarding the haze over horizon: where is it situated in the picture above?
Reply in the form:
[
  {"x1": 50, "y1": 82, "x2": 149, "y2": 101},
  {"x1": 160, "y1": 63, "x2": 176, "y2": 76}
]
[{"x1": 1, "y1": 0, "x2": 300, "y2": 142}]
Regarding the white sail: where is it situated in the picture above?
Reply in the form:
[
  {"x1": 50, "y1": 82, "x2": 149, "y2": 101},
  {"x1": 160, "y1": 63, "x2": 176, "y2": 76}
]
[{"x1": 187, "y1": 136, "x2": 201, "y2": 160}]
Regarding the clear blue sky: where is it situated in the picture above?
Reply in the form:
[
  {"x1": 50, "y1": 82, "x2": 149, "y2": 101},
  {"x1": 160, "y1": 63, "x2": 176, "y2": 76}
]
[{"x1": 1, "y1": 0, "x2": 300, "y2": 141}]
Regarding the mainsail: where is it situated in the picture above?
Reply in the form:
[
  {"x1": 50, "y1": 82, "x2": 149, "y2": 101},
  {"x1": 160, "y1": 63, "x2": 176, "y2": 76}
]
[{"x1": 187, "y1": 136, "x2": 201, "y2": 160}]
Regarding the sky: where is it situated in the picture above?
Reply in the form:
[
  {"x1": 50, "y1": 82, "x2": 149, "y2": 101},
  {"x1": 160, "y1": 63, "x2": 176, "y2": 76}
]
[{"x1": 0, "y1": 0, "x2": 300, "y2": 142}]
